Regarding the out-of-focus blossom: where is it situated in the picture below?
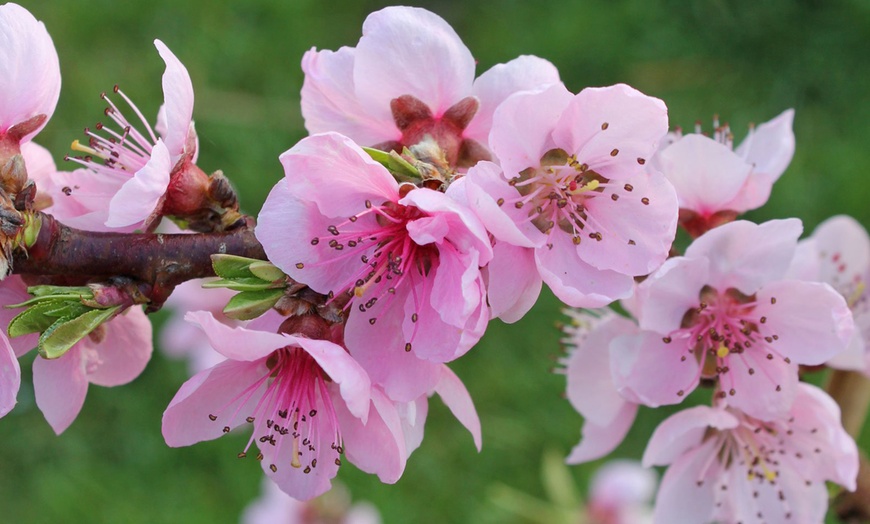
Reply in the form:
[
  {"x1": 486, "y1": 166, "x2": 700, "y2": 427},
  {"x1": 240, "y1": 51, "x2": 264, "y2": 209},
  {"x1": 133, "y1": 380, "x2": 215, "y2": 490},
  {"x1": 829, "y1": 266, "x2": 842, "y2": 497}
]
[
  {"x1": 587, "y1": 460, "x2": 656, "y2": 524},
  {"x1": 652, "y1": 110, "x2": 794, "y2": 237},
  {"x1": 612, "y1": 219, "x2": 853, "y2": 420},
  {"x1": 463, "y1": 83, "x2": 677, "y2": 320},
  {"x1": 59, "y1": 39, "x2": 198, "y2": 232},
  {"x1": 162, "y1": 311, "x2": 408, "y2": 500},
  {"x1": 562, "y1": 309, "x2": 639, "y2": 464},
  {"x1": 788, "y1": 215, "x2": 870, "y2": 375},
  {"x1": 241, "y1": 478, "x2": 381, "y2": 524},
  {"x1": 644, "y1": 383, "x2": 858, "y2": 523},
  {"x1": 0, "y1": 3, "x2": 60, "y2": 148},
  {"x1": 257, "y1": 133, "x2": 492, "y2": 402},
  {"x1": 301, "y1": 6, "x2": 560, "y2": 170},
  {"x1": 0, "y1": 331, "x2": 18, "y2": 417}
]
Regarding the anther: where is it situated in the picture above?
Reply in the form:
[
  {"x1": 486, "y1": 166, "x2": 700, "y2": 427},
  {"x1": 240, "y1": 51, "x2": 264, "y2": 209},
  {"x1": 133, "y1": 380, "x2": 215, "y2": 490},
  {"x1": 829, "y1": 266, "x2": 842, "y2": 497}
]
[
  {"x1": 296, "y1": 263, "x2": 304, "y2": 269},
  {"x1": 208, "y1": 414, "x2": 217, "y2": 421},
  {"x1": 641, "y1": 197, "x2": 650, "y2": 205},
  {"x1": 404, "y1": 343, "x2": 412, "y2": 352},
  {"x1": 610, "y1": 148, "x2": 619, "y2": 157},
  {"x1": 624, "y1": 184, "x2": 634, "y2": 192},
  {"x1": 601, "y1": 122, "x2": 609, "y2": 130},
  {"x1": 270, "y1": 464, "x2": 278, "y2": 472},
  {"x1": 222, "y1": 426, "x2": 231, "y2": 433},
  {"x1": 637, "y1": 157, "x2": 646, "y2": 165}
]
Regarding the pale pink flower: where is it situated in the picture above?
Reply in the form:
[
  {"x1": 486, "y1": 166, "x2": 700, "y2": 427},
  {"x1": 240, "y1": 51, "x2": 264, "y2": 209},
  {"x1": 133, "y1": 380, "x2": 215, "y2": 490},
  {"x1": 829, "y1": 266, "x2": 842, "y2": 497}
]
[
  {"x1": 256, "y1": 132, "x2": 492, "y2": 401},
  {"x1": 61, "y1": 39, "x2": 196, "y2": 231},
  {"x1": 463, "y1": 83, "x2": 678, "y2": 319},
  {"x1": 787, "y1": 215, "x2": 870, "y2": 374},
  {"x1": 241, "y1": 478, "x2": 382, "y2": 524},
  {"x1": 652, "y1": 110, "x2": 794, "y2": 237},
  {"x1": 0, "y1": 331, "x2": 18, "y2": 417},
  {"x1": 613, "y1": 219, "x2": 854, "y2": 420},
  {"x1": 587, "y1": 460, "x2": 656, "y2": 524},
  {"x1": 33, "y1": 307, "x2": 153, "y2": 434},
  {"x1": 301, "y1": 6, "x2": 559, "y2": 168},
  {"x1": 163, "y1": 311, "x2": 405, "y2": 500},
  {"x1": 644, "y1": 383, "x2": 858, "y2": 524},
  {"x1": 0, "y1": 3, "x2": 60, "y2": 147},
  {"x1": 563, "y1": 309, "x2": 639, "y2": 464}
]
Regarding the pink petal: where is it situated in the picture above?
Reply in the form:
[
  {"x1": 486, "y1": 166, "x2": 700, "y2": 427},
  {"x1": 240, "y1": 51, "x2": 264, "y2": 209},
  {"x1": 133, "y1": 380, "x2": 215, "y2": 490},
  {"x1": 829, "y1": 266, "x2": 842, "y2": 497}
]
[
  {"x1": 756, "y1": 280, "x2": 854, "y2": 365},
  {"x1": 337, "y1": 386, "x2": 407, "y2": 484},
  {"x1": 277, "y1": 132, "x2": 399, "y2": 219},
  {"x1": 723, "y1": 351, "x2": 797, "y2": 420},
  {"x1": 652, "y1": 440, "x2": 719, "y2": 524},
  {"x1": 398, "y1": 395, "x2": 428, "y2": 456},
  {"x1": 733, "y1": 108, "x2": 794, "y2": 211},
  {"x1": 566, "y1": 402, "x2": 637, "y2": 464},
  {"x1": 301, "y1": 46, "x2": 399, "y2": 145},
  {"x1": 105, "y1": 139, "x2": 172, "y2": 228},
  {"x1": 553, "y1": 84, "x2": 668, "y2": 181},
  {"x1": 0, "y1": 3, "x2": 60, "y2": 141},
  {"x1": 154, "y1": 40, "x2": 194, "y2": 165},
  {"x1": 685, "y1": 218, "x2": 802, "y2": 294},
  {"x1": 485, "y1": 242, "x2": 542, "y2": 323},
  {"x1": 353, "y1": 6, "x2": 475, "y2": 117},
  {"x1": 489, "y1": 83, "x2": 573, "y2": 177},
  {"x1": 465, "y1": 55, "x2": 561, "y2": 146},
  {"x1": 536, "y1": 230, "x2": 634, "y2": 308},
  {"x1": 579, "y1": 169, "x2": 678, "y2": 275},
  {"x1": 162, "y1": 358, "x2": 268, "y2": 447},
  {"x1": 652, "y1": 134, "x2": 751, "y2": 215},
  {"x1": 290, "y1": 335, "x2": 371, "y2": 422},
  {"x1": 184, "y1": 311, "x2": 286, "y2": 362},
  {"x1": 643, "y1": 406, "x2": 738, "y2": 467},
  {"x1": 433, "y1": 365, "x2": 481, "y2": 451},
  {"x1": 20, "y1": 140, "x2": 56, "y2": 182},
  {"x1": 0, "y1": 334, "x2": 20, "y2": 417},
  {"x1": 811, "y1": 215, "x2": 870, "y2": 288},
  {"x1": 566, "y1": 314, "x2": 637, "y2": 426},
  {"x1": 635, "y1": 256, "x2": 709, "y2": 334},
  {"x1": 33, "y1": 348, "x2": 88, "y2": 434},
  {"x1": 0, "y1": 276, "x2": 38, "y2": 356},
  {"x1": 86, "y1": 307, "x2": 153, "y2": 387},
  {"x1": 610, "y1": 332, "x2": 700, "y2": 409}
]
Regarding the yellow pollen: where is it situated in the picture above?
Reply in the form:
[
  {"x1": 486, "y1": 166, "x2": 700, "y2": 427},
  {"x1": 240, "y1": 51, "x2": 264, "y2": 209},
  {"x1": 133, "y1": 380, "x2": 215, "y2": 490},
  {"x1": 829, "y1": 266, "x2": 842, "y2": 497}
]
[
  {"x1": 716, "y1": 345, "x2": 730, "y2": 358},
  {"x1": 567, "y1": 179, "x2": 600, "y2": 196},
  {"x1": 291, "y1": 436, "x2": 302, "y2": 468},
  {"x1": 847, "y1": 282, "x2": 866, "y2": 308},
  {"x1": 70, "y1": 139, "x2": 108, "y2": 160}
]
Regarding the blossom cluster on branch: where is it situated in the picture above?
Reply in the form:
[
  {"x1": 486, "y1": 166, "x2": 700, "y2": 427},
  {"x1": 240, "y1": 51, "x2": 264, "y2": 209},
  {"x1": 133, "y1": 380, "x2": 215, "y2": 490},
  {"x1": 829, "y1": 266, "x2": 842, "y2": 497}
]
[{"x1": 0, "y1": 3, "x2": 867, "y2": 522}]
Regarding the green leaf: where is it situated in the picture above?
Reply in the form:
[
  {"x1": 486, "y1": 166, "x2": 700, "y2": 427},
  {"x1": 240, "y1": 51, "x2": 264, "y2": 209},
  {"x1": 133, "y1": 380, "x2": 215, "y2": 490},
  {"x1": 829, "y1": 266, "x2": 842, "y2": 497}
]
[
  {"x1": 210, "y1": 254, "x2": 260, "y2": 279},
  {"x1": 28, "y1": 285, "x2": 93, "y2": 298},
  {"x1": 222, "y1": 289, "x2": 284, "y2": 320},
  {"x1": 8, "y1": 302, "x2": 64, "y2": 337},
  {"x1": 201, "y1": 278, "x2": 273, "y2": 292},
  {"x1": 38, "y1": 306, "x2": 120, "y2": 359},
  {"x1": 248, "y1": 261, "x2": 285, "y2": 283},
  {"x1": 362, "y1": 147, "x2": 421, "y2": 180}
]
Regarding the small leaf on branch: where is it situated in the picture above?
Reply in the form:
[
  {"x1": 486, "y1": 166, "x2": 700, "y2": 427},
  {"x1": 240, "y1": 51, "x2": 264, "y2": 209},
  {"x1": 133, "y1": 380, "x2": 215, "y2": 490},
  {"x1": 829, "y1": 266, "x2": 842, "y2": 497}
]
[
  {"x1": 201, "y1": 277, "x2": 275, "y2": 292},
  {"x1": 211, "y1": 254, "x2": 262, "y2": 279},
  {"x1": 223, "y1": 288, "x2": 285, "y2": 320},
  {"x1": 362, "y1": 147, "x2": 421, "y2": 180},
  {"x1": 37, "y1": 306, "x2": 120, "y2": 359},
  {"x1": 248, "y1": 261, "x2": 285, "y2": 283}
]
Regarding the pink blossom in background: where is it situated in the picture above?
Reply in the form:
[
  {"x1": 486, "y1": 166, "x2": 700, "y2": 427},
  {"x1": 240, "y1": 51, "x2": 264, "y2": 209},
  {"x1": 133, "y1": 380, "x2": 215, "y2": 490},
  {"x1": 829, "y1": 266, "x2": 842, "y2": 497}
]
[
  {"x1": 301, "y1": 5, "x2": 560, "y2": 169},
  {"x1": 60, "y1": 39, "x2": 197, "y2": 231},
  {"x1": 0, "y1": 3, "x2": 60, "y2": 146},
  {"x1": 787, "y1": 215, "x2": 870, "y2": 375},
  {"x1": 562, "y1": 309, "x2": 639, "y2": 464},
  {"x1": 612, "y1": 219, "x2": 854, "y2": 420},
  {"x1": 241, "y1": 478, "x2": 381, "y2": 524},
  {"x1": 652, "y1": 110, "x2": 794, "y2": 237},
  {"x1": 0, "y1": 331, "x2": 18, "y2": 417},
  {"x1": 33, "y1": 307, "x2": 153, "y2": 434},
  {"x1": 587, "y1": 460, "x2": 656, "y2": 524},
  {"x1": 644, "y1": 383, "x2": 858, "y2": 524},
  {"x1": 463, "y1": 83, "x2": 677, "y2": 320},
  {"x1": 257, "y1": 132, "x2": 492, "y2": 402},
  {"x1": 163, "y1": 311, "x2": 409, "y2": 500}
]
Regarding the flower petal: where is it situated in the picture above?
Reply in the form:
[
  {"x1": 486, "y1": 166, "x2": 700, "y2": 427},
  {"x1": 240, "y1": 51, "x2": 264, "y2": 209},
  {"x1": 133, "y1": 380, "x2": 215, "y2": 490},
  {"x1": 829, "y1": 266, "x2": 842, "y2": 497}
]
[
  {"x1": 0, "y1": 276, "x2": 38, "y2": 356},
  {"x1": 733, "y1": 108, "x2": 794, "y2": 211},
  {"x1": 33, "y1": 348, "x2": 88, "y2": 434},
  {"x1": 0, "y1": 334, "x2": 20, "y2": 417},
  {"x1": 87, "y1": 307, "x2": 153, "y2": 386},
  {"x1": 485, "y1": 242, "x2": 542, "y2": 323},
  {"x1": 183, "y1": 311, "x2": 286, "y2": 362},
  {"x1": 652, "y1": 440, "x2": 719, "y2": 524},
  {"x1": 105, "y1": 139, "x2": 172, "y2": 228},
  {"x1": 433, "y1": 365, "x2": 481, "y2": 451},
  {"x1": 154, "y1": 40, "x2": 194, "y2": 165},
  {"x1": 635, "y1": 256, "x2": 709, "y2": 334},
  {"x1": 337, "y1": 386, "x2": 407, "y2": 484},
  {"x1": 643, "y1": 406, "x2": 738, "y2": 467},
  {"x1": 566, "y1": 402, "x2": 637, "y2": 464}
]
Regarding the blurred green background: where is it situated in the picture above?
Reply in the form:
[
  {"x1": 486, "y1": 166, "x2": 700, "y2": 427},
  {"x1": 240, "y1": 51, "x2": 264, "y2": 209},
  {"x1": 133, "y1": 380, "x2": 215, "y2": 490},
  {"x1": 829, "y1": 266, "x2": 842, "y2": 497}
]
[{"x1": 1, "y1": 0, "x2": 869, "y2": 522}]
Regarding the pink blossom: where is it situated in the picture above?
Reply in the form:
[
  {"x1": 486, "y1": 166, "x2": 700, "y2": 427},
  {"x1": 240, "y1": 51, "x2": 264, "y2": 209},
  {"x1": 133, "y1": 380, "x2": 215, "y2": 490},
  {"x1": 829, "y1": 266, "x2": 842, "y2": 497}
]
[
  {"x1": 613, "y1": 219, "x2": 854, "y2": 420},
  {"x1": 241, "y1": 479, "x2": 382, "y2": 524},
  {"x1": 463, "y1": 83, "x2": 677, "y2": 319},
  {"x1": 652, "y1": 110, "x2": 794, "y2": 237},
  {"x1": 163, "y1": 311, "x2": 407, "y2": 500},
  {"x1": 256, "y1": 133, "x2": 492, "y2": 402},
  {"x1": 0, "y1": 3, "x2": 60, "y2": 147},
  {"x1": 587, "y1": 460, "x2": 656, "y2": 524},
  {"x1": 301, "y1": 6, "x2": 559, "y2": 169},
  {"x1": 787, "y1": 215, "x2": 870, "y2": 374},
  {"x1": 644, "y1": 383, "x2": 858, "y2": 523},
  {"x1": 563, "y1": 309, "x2": 639, "y2": 464},
  {"x1": 0, "y1": 331, "x2": 18, "y2": 417},
  {"x1": 61, "y1": 39, "x2": 197, "y2": 231},
  {"x1": 33, "y1": 307, "x2": 153, "y2": 434}
]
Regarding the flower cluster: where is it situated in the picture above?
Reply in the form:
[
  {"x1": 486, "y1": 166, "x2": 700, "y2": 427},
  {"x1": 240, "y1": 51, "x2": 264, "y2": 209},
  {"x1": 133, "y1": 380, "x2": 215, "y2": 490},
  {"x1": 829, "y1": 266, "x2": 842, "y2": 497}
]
[{"x1": 0, "y1": 3, "x2": 864, "y2": 520}]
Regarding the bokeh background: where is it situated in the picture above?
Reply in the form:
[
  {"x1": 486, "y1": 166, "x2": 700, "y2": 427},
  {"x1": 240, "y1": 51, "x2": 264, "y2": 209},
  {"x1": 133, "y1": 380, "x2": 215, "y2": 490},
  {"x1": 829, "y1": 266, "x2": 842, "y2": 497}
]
[{"x1": 1, "y1": 0, "x2": 869, "y2": 522}]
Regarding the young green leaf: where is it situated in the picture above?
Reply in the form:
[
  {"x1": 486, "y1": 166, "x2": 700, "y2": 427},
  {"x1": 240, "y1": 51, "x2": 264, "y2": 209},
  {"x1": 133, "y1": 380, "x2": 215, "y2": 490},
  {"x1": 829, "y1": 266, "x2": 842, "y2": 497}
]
[
  {"x1": 223, "y1": 288, "x2": 285, "y2": 320},
  {"x1": 37, "y1": 306, "x2": 120, "y2": 359}
]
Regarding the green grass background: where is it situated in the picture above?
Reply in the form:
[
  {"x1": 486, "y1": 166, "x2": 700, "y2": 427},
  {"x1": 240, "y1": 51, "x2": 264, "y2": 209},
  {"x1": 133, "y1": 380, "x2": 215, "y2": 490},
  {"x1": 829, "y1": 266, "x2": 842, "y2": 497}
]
[{"x1": 1, "y1": 1, "x2": 869, "y2": 522}]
